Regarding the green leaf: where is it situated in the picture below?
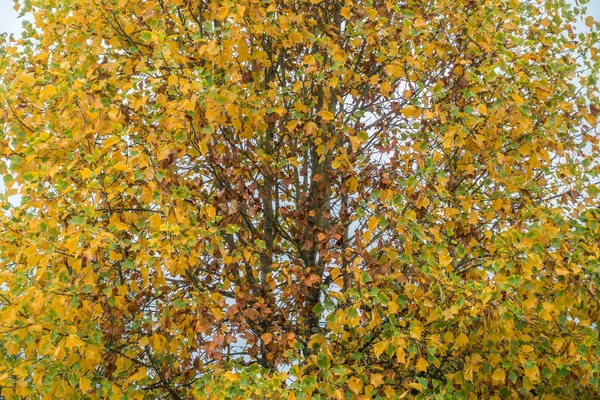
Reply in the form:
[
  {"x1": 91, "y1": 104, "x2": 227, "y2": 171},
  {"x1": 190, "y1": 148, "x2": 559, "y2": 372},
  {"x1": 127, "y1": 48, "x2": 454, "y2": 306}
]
[
  {"x1": 312, "y1": 303, "x2": 325, "y2": 315},
  {"x1": 361, "y1": 271, "x2": 372, "y2": 283},
  {"x1": 173, "y1": 299, "x2": 187, "y2": 309}
]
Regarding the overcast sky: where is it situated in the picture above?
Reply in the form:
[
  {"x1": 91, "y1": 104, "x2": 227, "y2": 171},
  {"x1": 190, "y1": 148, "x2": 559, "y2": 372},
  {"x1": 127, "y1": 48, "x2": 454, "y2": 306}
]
[
  {"x1": 1, "y1": 1, "x2": 599, "y2": 36},
  {"x1": 0, "y1": 1, "x2": 21, "y2": 35}
]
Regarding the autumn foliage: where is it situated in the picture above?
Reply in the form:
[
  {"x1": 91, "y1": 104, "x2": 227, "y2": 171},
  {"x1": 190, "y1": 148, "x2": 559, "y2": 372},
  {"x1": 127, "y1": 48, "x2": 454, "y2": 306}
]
[{"x1": 0, "y1": 0, "x2": 599, "y2": 398}]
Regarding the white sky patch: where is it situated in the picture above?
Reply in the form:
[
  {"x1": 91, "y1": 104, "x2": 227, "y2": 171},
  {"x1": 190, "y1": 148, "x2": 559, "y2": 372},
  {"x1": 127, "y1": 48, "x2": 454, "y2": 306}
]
[
  {"x1": 0, "y1": 1, "x2": 22, "y2": 36},
  {"x1": 1, "y1": 2, "x2": 25, "y2": 208},
  {"x1": 575, "y1": 1, "x2": 600, "y2": 32}
]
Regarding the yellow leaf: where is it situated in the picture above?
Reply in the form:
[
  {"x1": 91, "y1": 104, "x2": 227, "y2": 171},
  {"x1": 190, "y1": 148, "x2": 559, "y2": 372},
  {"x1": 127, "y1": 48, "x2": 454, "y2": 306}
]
[
  {"x1": 2, "y1": 307, "x2": 17, "y2": 325},
  {"x1": 453, "y1": 332, "x2": 469, "y2": 349},
  {"x1": 65, "y1": 334, "x2": 84, "y2": 349},
  {"x1": 586, "y1": 16, "x2": 595, "y2": 28},
  {"x1": 409, "y1": 323, "x2": 423, "y2": 339},
  {"x1": 108, "y1": 108, "x2": 119, "y2": 120},
  {"x1": 346, "y1": 176, "x2": 358, "y2": 192},
  {"x1": 205, "y1": 108, "x2": 218, "y2": 122},
  {"x1": 317, "y1": 109, "x2": 334, "y2": 121},
  {"x1": 416, "y1": 357, "x2": 429, "y2": 372},
  {"x1": 439, "y1": 251, "x2": 452, "y2": 267},
  {"x1": 303, "y1": 121, "x2": 319, "y2": 136},
  {"x1": 384, "y1": 386, "x2": 403, "y2": 397},
  {"x1": 19, "y1": 72, "x2": 36, "y2": 86},
  {"x1": 40, "y1": 85, "x2": 57, "y2": 100},
  {"x1": 370, "y1": 373, "x2": 384, "y2": 388},
  {"x1": 80, "y1": 168, "x2": 92, "y2": 179},
  {"x1": 206, "y1": 205, "x2": 216, "y2": 219},
  {"x1": 216, "y1": 5, "x2": 231, "y2": 20},
  {"x1": 224, "y1": 371, "x2": 241, "y2": 382},
  {"x1": 149, "y1": 213, "x2": 162, "y2": 229},
  {"x1": 64, "y1": 236, "x2": 79, "y2": 253},
  {"x1": 443, "y1": 331, "x2": 454, "y2": 344},
  {"x1": 414, "y1": 18, "x2": 426, "y2": 28},
  {"x1": 552, "y1": 337, "x2": 565, "y2": 352},
  {"x1": 442, "y1": 127, "x2": 457, "y2": 149},
  {"x1": 23, "y1": 245, "x2": 37, "y2": 258},
  {"x1": 113, "y1": 221, "x2": 129, "y2": 231},
  {"x1": 130, "y1": 367, "x2": 148, "y2": 381},
  {"x1": 400, "y1": 105, "x2": 420, "y2": 119},
  {"x1": 123, "y1": 21, "x2": 136, "y2": 35},
  {"x1": 386, "y1": 64, "x2": 403, "y2": 78},
  {"x1": 211, "y1": 307, "x2": 224, "y2": 320},
  {"x1": 373, "y1": 340, "x2": 388, "y2": 357},
  {"x1": 103, "y1": 135, "x2": 121, "y2": 148},
  {"x1": 491, "y1": 368, "x2": 505, "y2": 385},
  {"x1": 348, "y1": 135, "x2": 364, "y2": 151},
  {"x1": 112, "y1": 163, "x2": 129, "y2": 172},
  {"x1": 512, "y1": 93, "x2": 524, "y2": 105},
  {"x1": 395, "y1": 346, "x2": 406, "y2": 364},
  {"x1": 109, "y1": 250, "x2": 123, "y2": 262},
  {"x1": 492, "y1": 198, "x2": 503, "y2": 211},
  {"x1": 303, "y1": 55, "x2": 316, "y2": 65},
  {"x1": 32, "y1": 291, "x2": 44, "y2": 311},
  {"x1": 340, "y1": 7, "x2": 351, "y2": 19},
  {"x1": 347, "y1": 377, "x2": 363, "y2": 394},
  {"x1": 80, "y1": 376, "x2": 92, "y2": 392},
  {"x1": 478, "y1": 104, "x2": 487, "y2": 115},
  {"x1": 518, "y1": 143, "x2": 531, "y2": 156},
  {"x1": 286, "y1": 120, "x2": 299, "y2": 132},
  {"x1": 524, "y1": 365, "x2": 540, "y2": 382}
]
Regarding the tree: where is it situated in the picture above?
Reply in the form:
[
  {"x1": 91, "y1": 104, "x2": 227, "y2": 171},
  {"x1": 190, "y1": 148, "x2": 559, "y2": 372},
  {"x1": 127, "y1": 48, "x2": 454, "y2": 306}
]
[{"x1": 0, "y1": 0, "x2": 599, "y2": 398}]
